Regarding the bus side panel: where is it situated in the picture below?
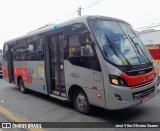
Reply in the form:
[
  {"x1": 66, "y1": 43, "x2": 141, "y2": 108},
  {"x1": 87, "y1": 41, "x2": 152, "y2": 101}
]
[
  {"x1": 64, "y1": 60, "x2": 106, "y2": 108},
  {"x1": 14, "y1": 61, "x2": 48, "y2": 94},
  {"x1": 26, "y1": 61, "x2": 48, "y2": 95},
  {"x1": 3, "y1": 59, "x2": 9, "y2": 82}
]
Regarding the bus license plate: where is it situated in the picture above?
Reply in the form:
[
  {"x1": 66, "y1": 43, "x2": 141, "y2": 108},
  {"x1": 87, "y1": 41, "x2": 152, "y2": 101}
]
[{"x1": 141, "y1": 96, "x2": 150, "y2": 103}]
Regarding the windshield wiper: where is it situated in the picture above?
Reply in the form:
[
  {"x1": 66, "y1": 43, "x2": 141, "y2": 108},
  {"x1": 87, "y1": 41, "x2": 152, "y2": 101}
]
[
  {"x1": 128, "y1": 35, "x2": 152, "y2": 65},
  {"x1": 104, "y1": 34, "x2": 133, "y2": 68},
  {"x1": 104, "y1": 34, "x2": 119, "y2": 57}
]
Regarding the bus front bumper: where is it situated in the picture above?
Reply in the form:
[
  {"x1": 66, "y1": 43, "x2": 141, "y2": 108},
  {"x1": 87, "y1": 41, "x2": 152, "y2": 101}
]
[{"x1": 107, "y1": 78, "x2": 157, "y2": 110}]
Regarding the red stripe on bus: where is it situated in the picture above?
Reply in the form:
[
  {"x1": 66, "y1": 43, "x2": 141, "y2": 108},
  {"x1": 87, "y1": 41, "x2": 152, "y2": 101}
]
[
  {"x1": 14, "y1": 68, "x2": 31, "y2": 83},
  {"x1": 121, "y1": 68, "x2": 156, "y2": 88},
  {"x1": 3, "y1": 66, "x2": 9, "y2": 78}
]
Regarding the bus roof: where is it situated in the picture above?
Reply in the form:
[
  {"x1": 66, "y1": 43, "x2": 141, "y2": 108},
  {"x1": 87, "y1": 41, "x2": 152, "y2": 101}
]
[{"x1": 4, "y1": 15, "x2": 130, "y2": 44}]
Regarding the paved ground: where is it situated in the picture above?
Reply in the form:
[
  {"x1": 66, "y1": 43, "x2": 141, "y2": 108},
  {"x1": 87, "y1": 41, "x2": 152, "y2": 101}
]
[{"x1": 0, "y1": 79, "x2": 160, "y2": 131}]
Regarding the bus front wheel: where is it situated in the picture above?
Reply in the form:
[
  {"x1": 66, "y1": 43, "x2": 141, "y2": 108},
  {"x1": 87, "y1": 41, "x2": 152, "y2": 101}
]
[
  {"x1": 73, "y1": 89, "x2": 90, "y2": 114},
  {"x1": 19, "y1": 79, "x2": 27, "y2": 93}
]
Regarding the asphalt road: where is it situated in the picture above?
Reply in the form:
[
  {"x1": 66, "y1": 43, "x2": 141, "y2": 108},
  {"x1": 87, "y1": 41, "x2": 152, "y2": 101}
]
[{"x1": 0, "y1": 79, "x2": 160, "y2": 131}]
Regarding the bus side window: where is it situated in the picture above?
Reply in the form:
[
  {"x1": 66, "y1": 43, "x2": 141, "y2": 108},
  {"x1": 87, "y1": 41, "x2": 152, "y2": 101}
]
[
  {"x1": 26, "y1": 36, "x2": 44, "y2": 61},
  {"x1": 28, "y1": 45, "x2": 33, "y2": 52},
  {"x1": 3, "y1": 44, "x2": 8, "y2": 60},
  {"x1": 69, "y1": 34, "x2": 94, "y2": 57},
  {"x1": 14, "y1": 41, "x2": 27, "y2": 61},
  {"x1": 69, "y1": 35, "x2": 81, "y2": 57},
  {"x1": 68, "y1": 33, "x2": 101, "y2": 71},
  {"x1": 63, "y1": 40, "x2": 68, "y2": 60},
  {"x1": 0, "y1": 49, "x2": 2, "y2": 63}
]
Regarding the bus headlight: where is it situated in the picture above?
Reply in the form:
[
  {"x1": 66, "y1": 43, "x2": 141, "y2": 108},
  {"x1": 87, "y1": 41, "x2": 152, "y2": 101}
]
[
  {"x1": 111, "y1": 78, "x2": 118, "y2": 85},
  {"x1": 109, "y1": 74, "x2": 128, "y2": 87}
]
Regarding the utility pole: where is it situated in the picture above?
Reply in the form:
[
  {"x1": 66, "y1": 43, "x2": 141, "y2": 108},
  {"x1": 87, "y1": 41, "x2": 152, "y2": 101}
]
[{"x1": 77, "y1": 6, "x2": 82, "y2": 16}]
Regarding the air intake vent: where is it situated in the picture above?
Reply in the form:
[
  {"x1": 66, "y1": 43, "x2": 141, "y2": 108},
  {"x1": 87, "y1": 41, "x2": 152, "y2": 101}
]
[{"x1": 132, "y1": 86, "x2": 154, "y2": 99}]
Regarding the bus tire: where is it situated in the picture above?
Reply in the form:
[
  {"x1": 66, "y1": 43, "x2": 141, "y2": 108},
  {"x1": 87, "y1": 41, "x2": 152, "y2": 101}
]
[
  {"x1": 73, "y1": 89, "x2": 90, "y2": 114},
  {"x1": 19, "y1": 79, "x2": 27, "y2": 93}
]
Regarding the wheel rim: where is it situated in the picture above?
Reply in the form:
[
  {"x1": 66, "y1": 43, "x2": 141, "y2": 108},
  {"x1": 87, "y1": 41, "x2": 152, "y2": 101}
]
[{"x1": 76, "y1": 93, "x2": 87, "y2": 110}]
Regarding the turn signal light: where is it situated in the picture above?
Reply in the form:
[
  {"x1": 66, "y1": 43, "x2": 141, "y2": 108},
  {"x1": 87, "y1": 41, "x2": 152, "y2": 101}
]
[{"x1": 96, "y1": 94, "x2": 101, "y2": 98}]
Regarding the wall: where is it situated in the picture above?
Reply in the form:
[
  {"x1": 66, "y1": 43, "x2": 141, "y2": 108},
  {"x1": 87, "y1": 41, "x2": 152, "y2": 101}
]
[{"x1": 139, "y1": 30, "x2": 160, "y2": 45}]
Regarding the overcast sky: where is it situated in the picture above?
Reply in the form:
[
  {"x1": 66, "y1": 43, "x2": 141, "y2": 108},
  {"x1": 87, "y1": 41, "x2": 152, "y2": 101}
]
[{"x1": 0, "y1": 0, "x2": 160, "y2": 49}]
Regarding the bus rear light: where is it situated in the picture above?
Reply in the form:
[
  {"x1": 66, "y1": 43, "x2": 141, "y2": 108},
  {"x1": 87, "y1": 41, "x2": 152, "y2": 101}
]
[{"x1": 109, "y1": 74, "x2": 128, "y2": 87}]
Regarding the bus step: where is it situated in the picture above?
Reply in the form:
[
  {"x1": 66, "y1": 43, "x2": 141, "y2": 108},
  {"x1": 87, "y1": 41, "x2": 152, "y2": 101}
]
[
  {"x1": 52, "y1": 90, "x2": 66, "y2": 97},
  {"x1": 54, "y1": 87, "x2": 66, "y2": 93},
  {"x1": 49, "y1": 94, "x2": 68, "y2": 101}
]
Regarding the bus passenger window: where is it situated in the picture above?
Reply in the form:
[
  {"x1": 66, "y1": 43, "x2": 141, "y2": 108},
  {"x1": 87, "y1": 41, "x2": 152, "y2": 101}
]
[
  {"x1": 69, "y1": 35, "x2": 94, "y2": 57},
  {"x1": 3, "y1": 44, "x2": 8, "y2": 60},
  {"x1": 69, "y1": 35, "x2": 80, "y2": 57},
  {"x1": 26, "y1": 36, "x2": 44, "y2": 61},
  {"x1": 14, "y1": 41, "x2": 27, "y2": 61},
  {"x1": 28, "y1": 45, "x2": 33, "y2": 52},
  {"x1": 68, "y1": 33, "x2": 101, "y2": 71}
]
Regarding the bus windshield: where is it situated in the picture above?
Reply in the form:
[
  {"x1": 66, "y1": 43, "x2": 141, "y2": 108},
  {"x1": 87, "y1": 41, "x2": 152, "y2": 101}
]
[{"x1": 89, "y1": 20, "x2": 152, "y2": 66}]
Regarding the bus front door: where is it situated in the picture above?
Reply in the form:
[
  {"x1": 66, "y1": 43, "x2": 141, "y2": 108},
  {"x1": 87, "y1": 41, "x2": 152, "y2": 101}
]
[{"x1": 49, "y1": 34, "x2": 66, "y2": 97}]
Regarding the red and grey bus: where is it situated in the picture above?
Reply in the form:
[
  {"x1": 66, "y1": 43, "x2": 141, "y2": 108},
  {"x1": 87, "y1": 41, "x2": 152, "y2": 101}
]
[{"x1": 3, "y1": 15, "x2": 157, "y2": 114}]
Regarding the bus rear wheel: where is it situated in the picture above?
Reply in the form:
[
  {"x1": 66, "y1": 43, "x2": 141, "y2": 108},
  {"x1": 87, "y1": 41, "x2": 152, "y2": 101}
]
[
  {"x1": 19, "y1": 79, "x2": 27, "y2": 93},
  {"x1": 73, "y1": 89, "x2": 90, "y2": 114}
]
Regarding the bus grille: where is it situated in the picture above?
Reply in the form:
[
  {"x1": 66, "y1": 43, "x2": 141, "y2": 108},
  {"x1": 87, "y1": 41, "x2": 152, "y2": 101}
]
[
  {"x1": 132, "y1": 86, "x2": 154, "y2": 99},
  {"x1": 125, "y1": 67, "x2": 153, "y2": 76}
]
